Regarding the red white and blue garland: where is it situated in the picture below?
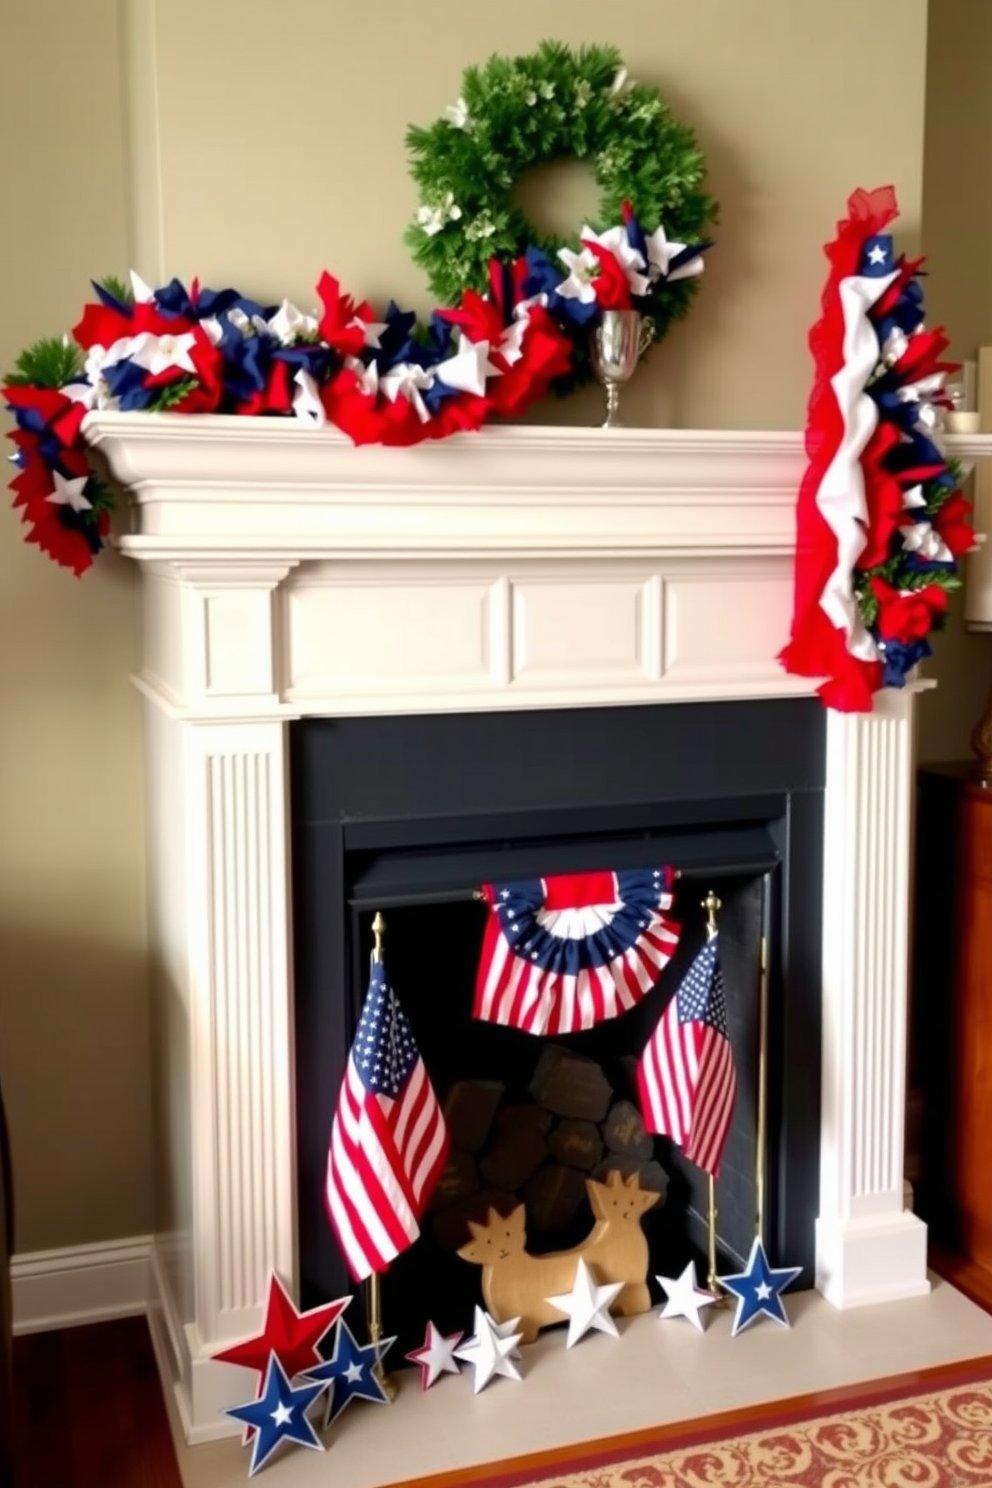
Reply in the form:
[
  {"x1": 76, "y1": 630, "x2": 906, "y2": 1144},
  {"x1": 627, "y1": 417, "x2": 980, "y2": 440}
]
[
  {"x1": 780, "y1": 185, "x2": 974, "y2": 711},
  {"x1": 3, "y1": 199, "x2": 708, "y2": 578}
]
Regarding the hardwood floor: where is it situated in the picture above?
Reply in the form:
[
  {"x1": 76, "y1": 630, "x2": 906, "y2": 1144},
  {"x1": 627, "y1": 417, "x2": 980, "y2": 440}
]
[{"x1": 13, "y1": 1317, "x2": 182, "y2": 1487}]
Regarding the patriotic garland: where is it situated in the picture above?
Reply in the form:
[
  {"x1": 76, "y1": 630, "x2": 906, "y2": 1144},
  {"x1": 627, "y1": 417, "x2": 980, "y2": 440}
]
[
  {"x1": 3, "y1": 198, "x2": 710, "y2": 579},
  {"x1": 780, "y1": 185, "x2": 973, "y2": 711}
]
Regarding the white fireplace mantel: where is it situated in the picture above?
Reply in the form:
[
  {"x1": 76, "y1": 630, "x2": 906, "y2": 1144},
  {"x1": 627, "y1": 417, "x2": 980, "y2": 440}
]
[{"x1": 85, "y1": 412, "x2": 988, "y2": 1442}]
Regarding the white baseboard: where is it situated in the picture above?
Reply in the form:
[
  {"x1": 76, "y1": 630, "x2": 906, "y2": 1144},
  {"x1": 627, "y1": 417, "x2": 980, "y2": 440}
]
[{"x1": 11, "y1": 1235, "x2": 152, "y2": 1334}]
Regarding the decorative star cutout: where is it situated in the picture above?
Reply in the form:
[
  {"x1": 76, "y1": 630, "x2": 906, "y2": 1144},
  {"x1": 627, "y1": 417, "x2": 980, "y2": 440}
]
[
  {"x1": 867, "y1": 243, "x2": 888, "y2": 266},
  {"x1": 225, "y1": 1354, "x2": 326, "y2": 1478},
  {"x1": 405, "y1": 1321, "x2": 463, "y2": 1390},
  {"x1": 545, "y1": 1258, "x2": 623, "y2": 1348},
  {"x1": 492, "y1": 1315, "x2": 523, "y2": 1359},
  {"x1": 211, "y1": 1273, "x2": 349, "y2": 1386},
  {"x1": 655, "y1": 1261, "x2": 719, "y2": 1332},
  {"x1": 301, "y1": 1318, "x2": 395, "y2": 1428},
  {"x1": 719, "y1": 1238, "x2": 802, "y2": 1337},
  {"x1": 46, "y1": 470, "x2": 92, "y2": 512},
  {"x1": 453, "y1": 1307, "x2": 523, "y2": 1392}
]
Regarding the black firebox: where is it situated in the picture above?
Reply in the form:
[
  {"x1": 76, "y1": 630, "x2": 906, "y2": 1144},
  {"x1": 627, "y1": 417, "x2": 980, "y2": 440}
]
[{"x1": 290, "y1": 699, "x2": 825, "y2": 1353}]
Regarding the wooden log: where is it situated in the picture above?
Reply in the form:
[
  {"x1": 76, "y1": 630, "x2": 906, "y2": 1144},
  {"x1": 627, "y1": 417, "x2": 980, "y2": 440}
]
[
  {"x1": 592, "y1": 1155, "x2": 668, "y2": 1197},
  {"x1": 426, "y1": 1148, "x2": 479, "y2": 1212},
  {"x1": 603, "y1": 1100, "x2": 654, "y2": 1161},
  {"x1": 548, "y1": 1118, "x2": 603, "y2": 1172},
  {"x1": 522, "y1": 1162, "x2": 588, "y2": 1232},
  {"x1": 528, "y1": 1045, "x2": 613, "y2": 1121},
  {"x1": 478, "y1": 1121, "x2": 547, "y2": 1191},
  {"x1": 493, "y1": 1103, "x2": 553, "y2": 1141},
  {"x1": 443, "y1": 1079, "x2": 504, "y2": 1152}
]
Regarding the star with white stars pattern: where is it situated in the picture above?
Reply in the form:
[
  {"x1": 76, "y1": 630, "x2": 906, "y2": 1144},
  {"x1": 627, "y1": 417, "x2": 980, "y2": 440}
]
[
  {"x1": 301, "y1": 1317, "x2": 395, "y2": 1428},
  {"x1": 719, "y1": 1238, "x2": 802, "y2": 1337},
  {"x1": 225, "y1": 1354, "x2": 327, "y2": 1477}
]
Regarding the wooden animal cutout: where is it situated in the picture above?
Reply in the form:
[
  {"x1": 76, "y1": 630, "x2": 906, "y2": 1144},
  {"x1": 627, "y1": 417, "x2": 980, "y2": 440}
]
[{"x1": 457, "y1": 1169, "x2": 659, "y2": 1343}]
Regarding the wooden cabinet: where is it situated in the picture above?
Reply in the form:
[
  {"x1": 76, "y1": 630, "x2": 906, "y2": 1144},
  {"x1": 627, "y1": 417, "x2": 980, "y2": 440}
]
[{"x1": 914, "y1": 765, "x2": 992, "y2": 1284}]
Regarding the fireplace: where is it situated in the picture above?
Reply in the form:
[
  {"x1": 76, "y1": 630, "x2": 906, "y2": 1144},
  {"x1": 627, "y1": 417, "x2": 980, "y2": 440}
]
[
  {"x1": 85, "y1": 414, "x2": 938, "y2": 1441},
  {"x1": 291, "y1": 698, "x2": 825, "y2": 1354}
]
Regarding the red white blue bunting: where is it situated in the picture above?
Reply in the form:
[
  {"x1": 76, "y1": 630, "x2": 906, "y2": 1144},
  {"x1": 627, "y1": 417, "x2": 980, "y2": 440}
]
[{"x1": 474, "y1": 868, "x2": 680, "y2": 1035}]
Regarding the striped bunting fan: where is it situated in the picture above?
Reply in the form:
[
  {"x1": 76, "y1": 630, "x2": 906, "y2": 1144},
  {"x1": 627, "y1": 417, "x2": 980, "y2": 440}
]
[{"x1": 474, "y1": 868, "x2": 681, "y2": 1035}]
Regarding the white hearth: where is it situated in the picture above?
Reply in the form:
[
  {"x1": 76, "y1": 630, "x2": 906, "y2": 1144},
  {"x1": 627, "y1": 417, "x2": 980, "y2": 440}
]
[{"x1": 85, "y1": 414, "x2": 985, "y2": 1443}]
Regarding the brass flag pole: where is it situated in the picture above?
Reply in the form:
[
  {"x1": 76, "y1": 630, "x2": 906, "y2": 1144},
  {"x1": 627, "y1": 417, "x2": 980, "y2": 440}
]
[
  {"x1": 755, "y1": 921, "x2": 770, "y2": 1244},
  {"x1": 367, "y1": 911, "x2": 398, "y2": 1400},
  {"x1": 702, "y1": 890, "x2": 722, "y2": 1297}
]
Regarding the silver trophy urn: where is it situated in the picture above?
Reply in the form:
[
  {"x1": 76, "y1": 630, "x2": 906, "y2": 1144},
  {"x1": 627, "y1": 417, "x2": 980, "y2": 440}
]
[{"x1": 590, "y1": 310, "x2": 656, "y2": 428}]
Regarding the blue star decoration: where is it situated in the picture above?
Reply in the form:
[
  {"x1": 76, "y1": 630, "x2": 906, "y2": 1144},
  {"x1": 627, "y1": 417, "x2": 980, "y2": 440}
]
[
  {"x1": 225, "y1": 1353, "x2": 327, "y2": 1477},
  {"x1": 301, "y1": 1317, "x2": 396, "y2": 1429},
  {"x1": 718, "y1": 1237, "x2": 803, "y2": 1337}
]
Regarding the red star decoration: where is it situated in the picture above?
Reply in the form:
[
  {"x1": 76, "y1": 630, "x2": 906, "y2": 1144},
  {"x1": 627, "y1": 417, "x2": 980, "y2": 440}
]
[{"x1": 212, "y1": 1272, "x2": 349, "y2": 1382}]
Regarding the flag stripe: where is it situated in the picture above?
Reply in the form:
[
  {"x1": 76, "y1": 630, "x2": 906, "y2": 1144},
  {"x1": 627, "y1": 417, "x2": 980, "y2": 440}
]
[{"x1": 636, "y1": 936, "x2": 736, "y2": 1178}]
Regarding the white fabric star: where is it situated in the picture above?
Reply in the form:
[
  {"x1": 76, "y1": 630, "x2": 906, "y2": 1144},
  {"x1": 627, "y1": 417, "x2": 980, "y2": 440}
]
[
  {"x1": 643, "y1": 223, "x2": 706, "y2": 284},
  {"x1": 545, "y1": 1258, "x2": 623, "y2": 1348},
  {"x1": 405, "y1": 1321, "x2": 462, "y2": 1390},
  {"x1": 656, "y1": 1261, "x2": 719, "y2": 1332},
  {"x1": 46, "y1": 469, "x2": 91, "y2": 512},
  {"x1": 453, "y1": 1307, "x2": 523, "y2": 1392},
  {"x1": 867, "y1": 244, "x2": 888, "y2": 266},
  {"x1": 435, "y1": 336, "x2": 500, "y2": 397},
  {"x1": 128, "y1": 329, "x2": 198, "y2": 377}
]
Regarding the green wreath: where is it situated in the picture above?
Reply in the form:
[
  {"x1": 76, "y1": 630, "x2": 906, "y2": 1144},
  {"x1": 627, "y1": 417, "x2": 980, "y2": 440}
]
[{"x1": 405, "y1": 41, "x2": 717, "y2": 366}]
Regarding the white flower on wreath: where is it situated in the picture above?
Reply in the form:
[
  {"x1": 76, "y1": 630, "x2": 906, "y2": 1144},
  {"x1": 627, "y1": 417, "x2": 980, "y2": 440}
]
[
  {"x1": 580, "y1": 223, "x2": 652, "y2": 298},
  {"x1": 524, "y1": 88, "x2": 537, "y2": 105},
  {"x1": 465, "y1": 213, "x2": 496, "y2": 242},
  {"x1": 575, "y1": 79, "x2": 592, "y2": 108},
  {"x1": 555, "y1": 245, "x2": 600, "y2": 304},
  {"x1": 444, "y1": 96, "x2": 471, "y2": 129},
  {"x1": 644, "y1": 222, "x2": 706, "y2": 283},
  {"x1": 417, "y1": 193, "x2": 462, "y2": 237}
]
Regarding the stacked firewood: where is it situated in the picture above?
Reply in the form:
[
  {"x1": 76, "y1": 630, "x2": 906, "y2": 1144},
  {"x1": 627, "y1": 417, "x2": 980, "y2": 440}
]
[{"x1": 429, "y1": 1045, "x2": 667, "y2": 1251}]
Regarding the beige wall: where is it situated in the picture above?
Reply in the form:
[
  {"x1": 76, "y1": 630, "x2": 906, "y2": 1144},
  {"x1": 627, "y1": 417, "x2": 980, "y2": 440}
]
[
  {"x1": 0, "y1": 1, "x2": 151, "y2": 1251},
  {"x1": 1, "y1": 0, "x2": 932, "y2": 1253},
  {"x1": 916, "y1": 0, "x2": 992, "y2": 763}
]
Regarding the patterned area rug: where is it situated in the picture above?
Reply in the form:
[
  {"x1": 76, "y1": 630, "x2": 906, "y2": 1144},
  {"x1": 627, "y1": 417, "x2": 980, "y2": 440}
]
[{"x1": 403, "y1": 1359, "x2": 992, "y2": 1488}]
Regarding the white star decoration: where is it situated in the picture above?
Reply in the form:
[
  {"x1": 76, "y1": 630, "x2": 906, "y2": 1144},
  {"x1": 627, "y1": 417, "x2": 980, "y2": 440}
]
[
  {"x1": 453, "y1": 1307, "x2": 523, "y2": 1392},
  {"x1": 545, "y1": 1258, "x2": 623, "y2": 1348},
  {"x1": 655, "y1": 1261, "x2": 719, "y2": 1332},
  {"x1": 867, "y1": 243, "x2": 888, "y2": 266},
  {"x1": 405, "y1": 1321, "x2": 463, "y2": 1391},
  {"x1": 46, "y1": 470, "x2": 92, "y2": 512}
]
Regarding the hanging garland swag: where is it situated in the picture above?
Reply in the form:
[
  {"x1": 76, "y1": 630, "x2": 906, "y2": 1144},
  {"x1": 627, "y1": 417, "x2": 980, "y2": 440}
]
[{"x1": 405, "y1": 41, "x2": 716, "y2": 385}]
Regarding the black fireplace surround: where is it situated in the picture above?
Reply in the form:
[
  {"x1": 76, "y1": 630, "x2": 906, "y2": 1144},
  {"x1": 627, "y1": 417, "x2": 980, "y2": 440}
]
[{"x1": 291, "y1": 698, "x2": 825, "y2": 1350}]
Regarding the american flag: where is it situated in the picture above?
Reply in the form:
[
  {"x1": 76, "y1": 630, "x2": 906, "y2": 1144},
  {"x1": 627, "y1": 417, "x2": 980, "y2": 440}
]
[
  {"x1": 325, "y1": 958, "x2": 448, "y2": 1282},
  {"x1": 636, "y1": 933, "x2": 737, "y2": 1176}
]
